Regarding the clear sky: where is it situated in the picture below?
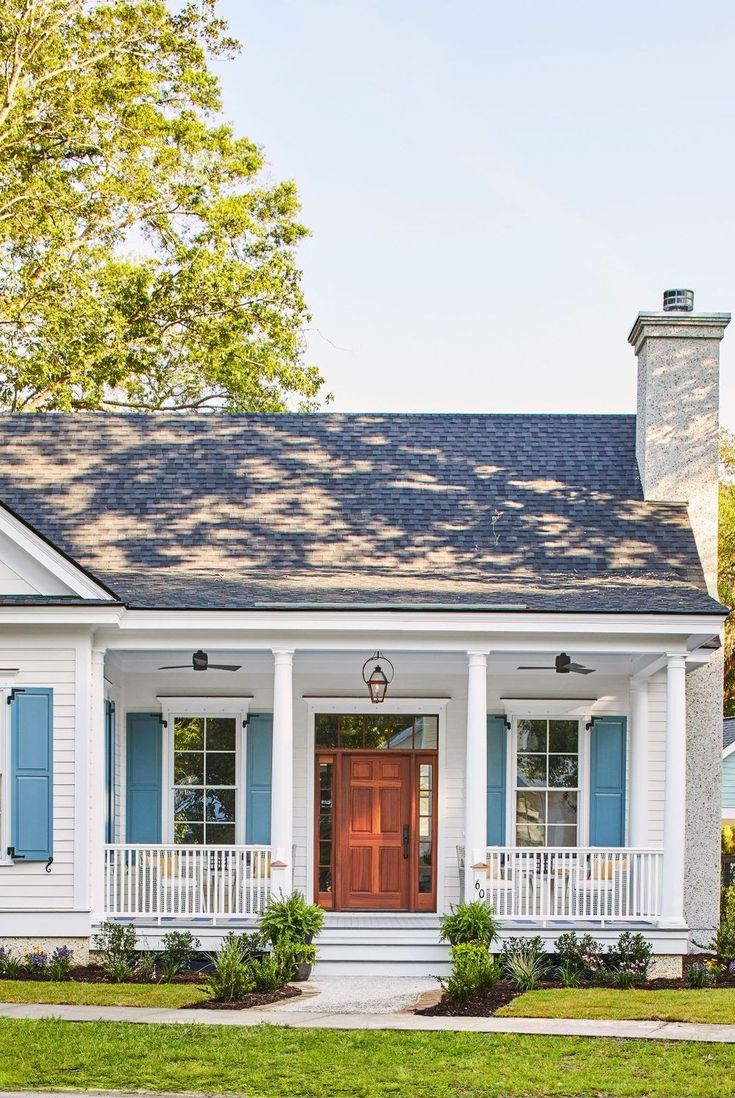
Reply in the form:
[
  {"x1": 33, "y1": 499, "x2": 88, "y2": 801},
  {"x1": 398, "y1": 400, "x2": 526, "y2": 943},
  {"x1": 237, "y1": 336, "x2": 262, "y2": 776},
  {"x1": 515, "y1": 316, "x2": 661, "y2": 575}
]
[{"x1": 216, "y1": 1, "x2": 735, "y2": 423}]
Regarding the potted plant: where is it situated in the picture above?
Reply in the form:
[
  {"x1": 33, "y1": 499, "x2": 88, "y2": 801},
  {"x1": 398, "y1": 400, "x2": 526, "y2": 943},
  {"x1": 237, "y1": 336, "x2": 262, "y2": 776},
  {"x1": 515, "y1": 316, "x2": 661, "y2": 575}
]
[
  {"x1": 439, "y1": 900, "x2": 499, "y2": 946},
  {"x1": 259, "y1": 891, "x2": 324, "y2": 981}
]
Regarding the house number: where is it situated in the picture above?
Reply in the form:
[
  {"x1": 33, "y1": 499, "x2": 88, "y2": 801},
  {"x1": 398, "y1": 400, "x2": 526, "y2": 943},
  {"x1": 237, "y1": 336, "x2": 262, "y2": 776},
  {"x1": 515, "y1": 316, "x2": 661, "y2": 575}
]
[{"x1": 474, "y1": 879, "x2": 485, "y2": 901}]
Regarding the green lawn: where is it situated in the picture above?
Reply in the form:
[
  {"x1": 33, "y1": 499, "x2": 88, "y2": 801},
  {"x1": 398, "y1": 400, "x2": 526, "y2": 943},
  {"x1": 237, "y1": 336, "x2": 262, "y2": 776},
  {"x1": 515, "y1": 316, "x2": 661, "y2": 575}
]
[
  {"x1": 499, "y1": 987, "x2": 735, "y2": 1024},
  {"x1": 0, "y1": 979, "x2": 207, "y2": 1008},
  {"x1": 0, "y1": 1019, "x2": 735, "y2": 1097}
]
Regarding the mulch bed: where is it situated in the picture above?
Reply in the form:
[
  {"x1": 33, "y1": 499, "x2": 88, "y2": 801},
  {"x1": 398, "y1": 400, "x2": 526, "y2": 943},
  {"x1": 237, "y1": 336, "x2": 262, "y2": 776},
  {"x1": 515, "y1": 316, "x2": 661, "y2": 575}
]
[
  {"x1": 185, "y1": 984, "x2": 302, "y2": 1011},
  {"x1": 0, "y1": 965, "x2": 204, "y2": 985},
  {"x1": 416, "y1": 981, "x2": 520, "y2": 1017}
]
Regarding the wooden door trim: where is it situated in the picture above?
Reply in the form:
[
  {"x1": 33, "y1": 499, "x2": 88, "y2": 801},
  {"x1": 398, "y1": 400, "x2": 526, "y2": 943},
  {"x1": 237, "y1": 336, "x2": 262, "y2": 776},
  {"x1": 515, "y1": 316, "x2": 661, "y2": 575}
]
[{"x1": 314, "y1": 748, "x2": 438, "y2": 912}]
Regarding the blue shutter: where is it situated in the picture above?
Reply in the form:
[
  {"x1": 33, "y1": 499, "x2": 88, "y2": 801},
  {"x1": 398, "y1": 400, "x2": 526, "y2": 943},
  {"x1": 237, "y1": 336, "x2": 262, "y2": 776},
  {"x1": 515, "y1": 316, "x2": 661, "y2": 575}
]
[
  {"x1": 10, "y1": 688, "x2": 53, "y2": 861},
  {"x1": 590, "y1": 716, "x2": 627, "y2": 846},
  {"x1": 246, "y1": 713, "x2": 272, "y2": 844},
  {"x1": 487, "y1": 715, "x2": 507, "y2": 846},
  {"x1": 104, "y1": 700, "x2": 115, "y2": 844},
  {"x1": 125, "y1": 713, "x2": 162, "y2": 843}
]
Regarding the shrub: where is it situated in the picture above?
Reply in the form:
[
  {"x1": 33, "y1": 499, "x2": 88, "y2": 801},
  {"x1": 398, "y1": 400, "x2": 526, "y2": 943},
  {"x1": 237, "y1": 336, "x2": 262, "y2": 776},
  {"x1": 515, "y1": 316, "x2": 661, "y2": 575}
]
[
  {"x1": 159, "y1": 931, "x2": 200, "y2": 982},
  {"x1": 47, "y1": 946, "x2": 73, "y2": 981},
  {"x1": 558, "y1": 960, "x2": 581, "y2": 988},
  {"x1": 204, "y1": 934, "x2": 254, "y2": 1003},
  {"x1": 248, "y1": 954, "x2": 286, "y2": 993},
  {"x1": 706, "y1": 889, "x2": 735, "y2": 964},
  {"x1": 439, "y1": 901, "x2": 500, "y2": 946},
  {"x1": 135, "y1": 950, "x2": 158, "y2": 982},
  {"x1": 24, "y1": 947, "x2": 49, "y2": 977},
  {"x1": 501, "y1": 937, "x2": 547, "y2": 992},
  {"x1": 93, "y1": 921, "x2": 138, "y2": 983},
  {"x1": 688, "y1": 961, "x2": 718, "y2": 988},
  {"x1": 0, "y1": 947, "x2": 22, "y2": 979},
  {"x1": 554, "y1": 932, "x2": 603, "y2": 978},
  {"x1": 259, "y1": 892, "x2": 324, "y2": 946},
  {"x1": 270, "y1": 937, "x2": 315, "y2": 983},
  {"x1": 439, "y1": 942, "x2": 501, "y2": 1006},
  {"x1": 603, "y1": 932, "x2": 652, "y2": 986}
]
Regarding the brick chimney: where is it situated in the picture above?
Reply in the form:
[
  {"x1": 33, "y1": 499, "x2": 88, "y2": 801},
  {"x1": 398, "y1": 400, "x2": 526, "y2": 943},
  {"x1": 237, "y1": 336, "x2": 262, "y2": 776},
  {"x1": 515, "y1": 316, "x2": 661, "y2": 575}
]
[{"x1": 628, "y1": 290, "x2": 730, "y2": 595}]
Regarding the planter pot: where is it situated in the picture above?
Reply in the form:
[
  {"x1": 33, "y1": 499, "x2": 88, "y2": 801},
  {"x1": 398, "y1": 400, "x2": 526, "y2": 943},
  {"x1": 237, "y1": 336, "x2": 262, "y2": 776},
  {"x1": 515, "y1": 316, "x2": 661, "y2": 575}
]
[{"x1": 293, "y1": 961, "x2": 313, "y2": 982}]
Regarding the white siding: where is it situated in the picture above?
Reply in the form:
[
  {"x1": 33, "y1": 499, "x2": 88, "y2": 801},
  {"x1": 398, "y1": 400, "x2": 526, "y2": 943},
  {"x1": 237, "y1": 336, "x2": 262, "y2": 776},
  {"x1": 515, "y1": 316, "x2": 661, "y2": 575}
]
[
  {"x1": 0, "y1": 643, "x2": 79, "y2": 909},
  {"x1": 723, "y1": 753, "x2": 735, "y2": 810},
  {"x1": 647, "y1": 672, "x2": 667, "y2": 846}
]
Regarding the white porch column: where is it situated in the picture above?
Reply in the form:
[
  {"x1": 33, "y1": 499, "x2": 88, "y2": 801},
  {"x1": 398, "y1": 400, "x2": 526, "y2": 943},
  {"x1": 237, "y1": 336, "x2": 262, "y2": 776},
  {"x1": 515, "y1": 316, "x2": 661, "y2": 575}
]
[
  {"x1": 270, "y1": 649, "x2": 294, "y2": 897},
  {"x1": 464, "y1": 650, "x2": 489, "y2": 902},
  {"x1": 629, "y1": 679, "x2": 649, "y2": 847},
  {"x1": 89, "y1": 646, "x2": 107, "y2": 920},
  {"x1": 661, "y1": 654, "x2": 687, "y2": 926}
]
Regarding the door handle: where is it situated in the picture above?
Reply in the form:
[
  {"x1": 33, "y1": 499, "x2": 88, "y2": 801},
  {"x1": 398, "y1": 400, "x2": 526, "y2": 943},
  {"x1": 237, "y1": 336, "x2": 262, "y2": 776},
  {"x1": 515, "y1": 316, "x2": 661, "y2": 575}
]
[{"x1": 402, "y1": 824, "x2": 409, "y2": 859}]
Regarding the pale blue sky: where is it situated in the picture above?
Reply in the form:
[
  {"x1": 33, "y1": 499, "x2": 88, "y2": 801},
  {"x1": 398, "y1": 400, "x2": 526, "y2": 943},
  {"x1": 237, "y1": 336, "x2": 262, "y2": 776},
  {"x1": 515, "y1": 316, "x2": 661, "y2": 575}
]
[{"x1": 216, "y1": 1, "x2": 735, "y2": 423}]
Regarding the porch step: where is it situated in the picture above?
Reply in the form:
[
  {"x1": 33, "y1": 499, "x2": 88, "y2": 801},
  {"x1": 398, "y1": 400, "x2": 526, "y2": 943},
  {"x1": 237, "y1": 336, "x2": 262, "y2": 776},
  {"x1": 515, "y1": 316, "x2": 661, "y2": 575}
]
[{"x1": 313, "y1": 915, "x2": 450, "y2": 976}]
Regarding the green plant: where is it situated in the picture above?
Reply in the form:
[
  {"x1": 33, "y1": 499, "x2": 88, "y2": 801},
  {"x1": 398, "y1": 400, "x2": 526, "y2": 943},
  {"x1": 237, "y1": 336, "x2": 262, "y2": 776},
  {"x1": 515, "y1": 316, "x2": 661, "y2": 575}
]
[
  {"x1": 204, "y1": 935, "x2": 254, "y2": 1003},
  {"x1": 0, "y1": 948, "x2": 22, "y2": 979},
  {"x1": 558, "y1": 960, "x2": 582, "y2": 988},
  {"x1": 24, "y1": 948, "x2": 49, "y2": 977},
  {"x1": 259, "y1": 891, "x2": 324, "y2": 946},
  {"x1": 687, "y1": 962, "x2": 717, "y2": 989},
  {"x1": 704, "y1": 888, "x2": 735, "y2": 963},
  {"x1": 159, "y1": 931, "x2": 200, "y2": 983},
  {"x1": 47, "y1": 947, "x2": 74, "y2": 982},
  {"x1": 439, "y1": 901, "x2": 500, "y2": 946},
  {"x1": 247, "y1": 954, "x2": 285, "y2": 993},
  {"x1": 93, "y1": 922, "x2": 138, "y2": 983},
  {"x1": 439, "y1": 942, "x2": 501, "y2": 1006},
  {"x1": 603, "y1": 932, "x2": 652, "y2": 986},
  {"x1": 134, "y1": 951, "x2": 158, "y2": 982},
  {"x1": 502, "y1": 937, "x2": 547, "y2": 991},
  {"x1": 272, "y1": 938, "x2": 316, "y2": 983},
  {"x1": 554, "y1": 932, "x2": 603, "y2": 978}
]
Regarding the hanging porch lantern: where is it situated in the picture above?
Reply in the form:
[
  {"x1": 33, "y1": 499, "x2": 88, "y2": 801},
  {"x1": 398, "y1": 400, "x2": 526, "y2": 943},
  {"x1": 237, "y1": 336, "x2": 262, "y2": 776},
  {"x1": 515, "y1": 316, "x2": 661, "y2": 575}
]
[{"x1": 362, "y1": 651, "x2": 394, "y2": 704}]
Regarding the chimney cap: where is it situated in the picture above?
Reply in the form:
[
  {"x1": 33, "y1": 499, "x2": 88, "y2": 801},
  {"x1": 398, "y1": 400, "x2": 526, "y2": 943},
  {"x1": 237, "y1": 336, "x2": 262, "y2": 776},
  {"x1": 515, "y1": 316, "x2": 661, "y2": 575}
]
[{"x1": 663, "y1": 288, "x2": 694, "y2": 312}]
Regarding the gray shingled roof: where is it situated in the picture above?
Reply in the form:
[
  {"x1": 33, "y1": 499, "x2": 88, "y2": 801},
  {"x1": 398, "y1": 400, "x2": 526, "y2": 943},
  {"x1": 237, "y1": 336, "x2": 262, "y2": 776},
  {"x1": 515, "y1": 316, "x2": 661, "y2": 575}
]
[{"x1": 0, "y1": 412, "x2": 725, "y2": 614}]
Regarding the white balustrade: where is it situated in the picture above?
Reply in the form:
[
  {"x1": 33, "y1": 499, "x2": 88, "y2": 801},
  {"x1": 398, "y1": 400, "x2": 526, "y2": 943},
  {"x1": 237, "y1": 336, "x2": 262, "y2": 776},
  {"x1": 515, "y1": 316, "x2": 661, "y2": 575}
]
[
  {"x1": 482, "y1": 847, "x2": 663, "y2": 923},
  {"x1": 103, "y1": 844, "x2": 272, "y2": 921}
]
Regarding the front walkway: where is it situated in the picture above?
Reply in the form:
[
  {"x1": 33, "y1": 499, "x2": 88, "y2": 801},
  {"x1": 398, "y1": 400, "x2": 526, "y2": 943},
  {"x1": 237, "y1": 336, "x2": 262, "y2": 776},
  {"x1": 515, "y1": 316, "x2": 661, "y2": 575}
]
[{"x1": 2, "y1": 999, "x2": 735, "y2": 1043}]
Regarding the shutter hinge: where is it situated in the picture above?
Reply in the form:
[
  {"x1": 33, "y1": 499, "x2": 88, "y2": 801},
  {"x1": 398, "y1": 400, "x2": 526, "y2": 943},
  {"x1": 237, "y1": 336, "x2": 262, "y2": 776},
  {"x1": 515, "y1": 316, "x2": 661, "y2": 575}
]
[
  {"x1": 158, "y1": 714, "x2": 168, "y2": 728},
  {"x1": 242, "y1": 716, "x2": 250, "y2": 728},
  {"x1": 6, "y1": 847, "x2": 24, "y2": 859},
  {"x1": 7, "y1": 688, "x2": 26, "y2": 705},
  {"x1": 45, "y1": 857, "x2": 53, "y2": 874}
]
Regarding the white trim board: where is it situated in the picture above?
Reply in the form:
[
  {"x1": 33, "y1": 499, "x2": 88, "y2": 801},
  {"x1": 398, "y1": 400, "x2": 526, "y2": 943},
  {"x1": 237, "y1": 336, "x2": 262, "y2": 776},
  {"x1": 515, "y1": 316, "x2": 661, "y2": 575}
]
[{"x1": 0, "y1": 504, "x2": 113, "y2": 600}]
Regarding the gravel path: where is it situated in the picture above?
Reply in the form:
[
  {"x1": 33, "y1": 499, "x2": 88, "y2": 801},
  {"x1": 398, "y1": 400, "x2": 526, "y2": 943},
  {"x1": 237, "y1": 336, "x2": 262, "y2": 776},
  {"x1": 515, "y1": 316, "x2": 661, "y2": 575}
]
[{"x1": 268, "y1": 976, "x2": 438, "y2": 1014}]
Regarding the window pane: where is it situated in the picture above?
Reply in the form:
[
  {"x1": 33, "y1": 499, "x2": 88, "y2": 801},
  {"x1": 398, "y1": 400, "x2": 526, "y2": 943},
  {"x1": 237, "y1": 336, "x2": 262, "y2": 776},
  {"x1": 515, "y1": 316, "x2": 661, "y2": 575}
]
[
  {"x1": 549, "y1": 720, "x2": 578, "y2": 752},
  {"x1": 414, "y1": 717, "x2": 438, "y2": 749},
  {"x1": 319, "y1": 867, "x2": 333, "y2": 893},
  {"x1": 517, "y1": 754, "x2": 546, "y2": 787},
  {"x1": 174, "y1": 752, "x2": 203, "y2": 786},
  {"x1": 174, "y1": 821, "x2": 203, "y2": 844},
  {"x1": 319, "y1": 841, "x2": 331, "y2": 865},
  {"x1": 205, "y1": 788, "x2": 235, "y2": 823},
  {"x1": 516, "y1": 790, "x2": 545, "y2": 827},
  {"x1": 315, "y1": 726, "x2": 338, "y2": 748},
  {"x1": 207, "y1": 718, "x2": 236, "y2": 751},
  {"x1": 206, "y1": 753, "x2": 236, "y2": 786},
  {"x1": 174, "y1": 789, "x2": 203, "y2": 822},
  {"x1": 419, "y1": 841, "x2": 432, "y2": 867},
  {"x1": 547, "y1": 824, "x2": 577, "y2": 847},
  {"x1": 206, "y1": 823, "x2": 236, "y2": 845},
  {"x1": 517, "y1": 719, "x2": 546, "y2": 752},
  {"x1": 319, "y1": 815, "x2": 332, "y2": 839},
  {"x1": 174, "y1": 717, "x2": 204, "y2": 751},
  {"x1": 418, "y1": 867, "x2": 432, "y2": 893},
  {"x1": 516, "y1": 823, "x2": 544, "y2": 846},
  {"x1": 419, "y1": 815, "x2": 432, "y2": 839},
  {"x1": 547, "y1": 790, "x2": 577, "y2": 826},
  {"x1": 548, "y1": 755, "x2": 578, "y2": 788}
]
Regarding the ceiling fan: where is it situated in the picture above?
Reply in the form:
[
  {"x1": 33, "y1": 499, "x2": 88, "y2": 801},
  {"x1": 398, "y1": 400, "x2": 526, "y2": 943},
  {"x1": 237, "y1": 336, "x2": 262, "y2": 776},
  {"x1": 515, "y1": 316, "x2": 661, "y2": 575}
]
[
  {"x1": 517, "y1": 652, "x2": 595, "y2": 676},
  {"x1": 159, "y1": 650, "x2": 241, "y2": 672}
]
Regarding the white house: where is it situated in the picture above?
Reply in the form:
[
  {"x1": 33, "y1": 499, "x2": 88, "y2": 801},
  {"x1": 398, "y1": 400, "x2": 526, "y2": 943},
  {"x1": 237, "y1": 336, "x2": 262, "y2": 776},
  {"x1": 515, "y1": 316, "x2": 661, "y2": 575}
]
[{"x1": 0, "y1": 290, "x2": 729, "y2": 976}]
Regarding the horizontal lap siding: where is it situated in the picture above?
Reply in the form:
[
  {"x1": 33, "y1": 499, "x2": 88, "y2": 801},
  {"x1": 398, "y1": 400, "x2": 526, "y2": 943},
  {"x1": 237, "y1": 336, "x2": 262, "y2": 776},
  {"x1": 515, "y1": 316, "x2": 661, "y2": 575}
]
[
  {"x1": 723, "y1": 754, "x2": 735, "y2": 810},
  {"x1": 647, "y1": 674, "x2": 666, "y2": 846},
  {"x1": 0, "y1": 647, "x2": 77, "y2": 909}
]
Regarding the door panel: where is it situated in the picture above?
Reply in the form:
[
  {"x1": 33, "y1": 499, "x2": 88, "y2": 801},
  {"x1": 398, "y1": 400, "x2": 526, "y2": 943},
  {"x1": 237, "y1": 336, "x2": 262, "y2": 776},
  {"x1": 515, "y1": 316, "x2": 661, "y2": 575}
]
[{"x1": 338, "y1": 753, "x2": 411, "y2": 910}]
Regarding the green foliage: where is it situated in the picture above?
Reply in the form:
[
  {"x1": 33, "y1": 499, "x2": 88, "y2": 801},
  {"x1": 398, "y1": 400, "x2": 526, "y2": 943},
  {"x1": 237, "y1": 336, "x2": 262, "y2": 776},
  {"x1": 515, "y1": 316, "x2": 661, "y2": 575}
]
[
  {"x1": 47, "y1": 946, "x2": 74, "y2": 981},
  {"x1": 159, "y1": 931, "x2": 200, "y2": 982},
  {"x1": 134, "y1": 950, "x2": 158, "y2": 982},
  {"x1": 439, "y1": 942, "x2": 501, "y2": 1006},
  {"x1": 247, "y1": 954, "x2": 285, "y2": 993},
  {"x1": 558, "y1": 960, "x2": 582, "y2": 988},
  {"x1": 501, "y1": 937, "x2": 547, "y2": 992},
  {"x1": 704, "y1": 887, "x2": 735, "y2": 963},
  {"x1": 0, "y1": 947, "x2": 22, "y2": 979},
  {"x1": 687, "y1": 960, "x2": 719, "y2": 988},
  {"x1": 438, "y1": 901, "x2": 500, "y2": 945},
  {"x1": 554, "y1": 932, "x2": 604, "y2": 978},
  {"x1": 204, "y1": 933, "x2": 253, "y2": 1003},
  {"x1": 720, "y1": 431, "x2": 735, "y2": 714},
  {"x1": 0, "y1": 0, "x2": 325, "y2": 413},
  {"x1": 601, "y1": 932, "x2": 652, "y2": 986},
  {"x1": 92, "y1": 921, "x2": 138, "y2": 982},
  {"x1": 259, "y1": 891, "x2": 324, "y2": 947}
]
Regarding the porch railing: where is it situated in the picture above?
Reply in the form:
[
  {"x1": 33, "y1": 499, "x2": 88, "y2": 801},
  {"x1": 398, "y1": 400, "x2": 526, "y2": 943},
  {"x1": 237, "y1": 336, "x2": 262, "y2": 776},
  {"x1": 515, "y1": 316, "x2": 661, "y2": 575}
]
[
  {"x1": 104, "y1": 844, "x2": 272, "y2": 921},
  {"x1": 482, "y1": 847, "x2": 663, "y2": 923}
]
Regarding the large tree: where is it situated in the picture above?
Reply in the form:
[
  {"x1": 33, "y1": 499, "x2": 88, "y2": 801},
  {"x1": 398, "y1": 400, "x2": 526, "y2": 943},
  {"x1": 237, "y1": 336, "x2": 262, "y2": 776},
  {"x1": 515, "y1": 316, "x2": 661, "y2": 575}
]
[{"x1": 0, "y1": 0, "x2": 325, "y2": 411}]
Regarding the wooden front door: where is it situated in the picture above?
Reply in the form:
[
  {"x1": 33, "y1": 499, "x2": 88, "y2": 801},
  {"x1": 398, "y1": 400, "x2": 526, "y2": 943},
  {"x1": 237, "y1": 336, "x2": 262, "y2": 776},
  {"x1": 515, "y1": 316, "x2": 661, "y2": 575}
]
[{"x1": 338, "y1": 753, "x2": 412, "y2": 911}]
